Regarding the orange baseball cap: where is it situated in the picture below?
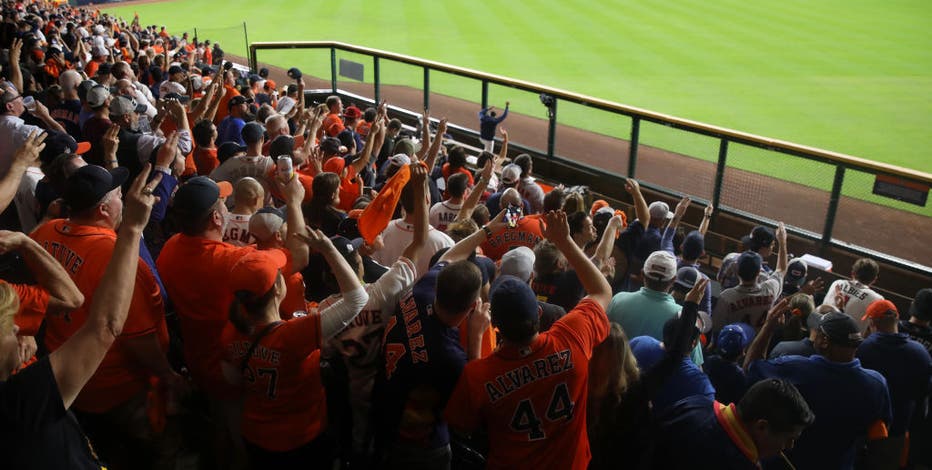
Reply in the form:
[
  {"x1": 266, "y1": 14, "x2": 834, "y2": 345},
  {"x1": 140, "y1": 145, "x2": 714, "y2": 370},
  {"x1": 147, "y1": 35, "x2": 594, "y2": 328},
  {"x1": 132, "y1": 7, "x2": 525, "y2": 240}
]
[
  {"x1": 230, "y1": 249, "x2": 287, "y2": 296},
  {"x1": 590, "y1": 199, "x2": 609, "y2": 216},
  {"x1": 862, "y1": 299, "x2": 898, "y2": 321}
]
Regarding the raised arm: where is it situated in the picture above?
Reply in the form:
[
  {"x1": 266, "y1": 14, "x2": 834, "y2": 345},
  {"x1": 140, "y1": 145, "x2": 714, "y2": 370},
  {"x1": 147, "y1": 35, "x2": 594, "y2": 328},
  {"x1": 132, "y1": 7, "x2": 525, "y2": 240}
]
[
  {"x1": 495, "y1": 127, "x2": 509, "y2": 172},
  {"x1": 349, "y1": 114, "x2": 383, "y2": 175},
  {"x1": 625, "y1": 178, "x2": 649, "y2": 228},
  {"x1": 441, "y1": 208, "x2": 506, "y2": 264},
  {"x1": 50, "y1": 165, "x2": 161, "y2": 409},
  {"x1": 698, "y1": 202, "x2": 713, "y2": 235},
  {"x1": 281, "y1": 174, "x2": 309, "y2": 272},
  {"x1": 591, "y1": 214, "x2": 624, "y2": 268},
  {"x1": 455, "y1": 158, "x2": 492, "y2": 222},
  {"x1": 297, "y1": 228, "x2": 368, "y2": 339},
  {"x1": 661, "y1": 196, "x2": 690, "y2": 254},
  {"x1": 543, "y1": 211, "x2": 612, "y2": 308},
  {"x1": 188, "y1": 79, "x2": 215, "y2": 123},
  {"x1": 743, "y1": 298, "x2": 789, "y2": 371},
  {"x1": 8, "y1": 38, "x2": 23, "y2": 93},
  {"x1": 423, "y1": 118, "x2": 447, "y2": 173},
  {"x1": 401, "y1": 163, "x2": 429, "y2": 265},
  {"x1": 0, "y1": 130, "x2": 44, "y2": 212},
  {"x1": 415, "y1": 110, "x2": 431, "y2": 161},
  {"x1": 0, "y1": 231, "x2": 83, "y2": 313},
  {"x1": 775, "y1": 222, "x2": 788, "y2": 273}
]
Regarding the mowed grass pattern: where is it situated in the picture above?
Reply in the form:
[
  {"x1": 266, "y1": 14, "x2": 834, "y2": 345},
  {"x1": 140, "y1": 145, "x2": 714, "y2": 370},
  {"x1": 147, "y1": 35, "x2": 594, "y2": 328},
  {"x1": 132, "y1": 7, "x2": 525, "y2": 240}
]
[
  {"x1": 105, "y1": 0, "x2": 931, "y2": 170},
  {"x1": 106, "y1": 0, "x2": 931, "y2": 219}
]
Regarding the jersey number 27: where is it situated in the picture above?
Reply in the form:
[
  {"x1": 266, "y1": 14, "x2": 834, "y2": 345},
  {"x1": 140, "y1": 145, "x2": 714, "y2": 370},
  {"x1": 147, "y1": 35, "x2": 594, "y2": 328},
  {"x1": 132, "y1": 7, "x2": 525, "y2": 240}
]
[{"x1": 509, "y1": 382, "x2": 574, "y2": 441}]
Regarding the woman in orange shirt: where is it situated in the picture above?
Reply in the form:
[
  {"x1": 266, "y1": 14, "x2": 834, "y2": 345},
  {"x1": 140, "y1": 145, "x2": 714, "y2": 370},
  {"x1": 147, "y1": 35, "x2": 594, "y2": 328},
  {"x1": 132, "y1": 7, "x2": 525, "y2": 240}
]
[{"x1": 221, "y1": 230, "x2": 368, "y2": 469}]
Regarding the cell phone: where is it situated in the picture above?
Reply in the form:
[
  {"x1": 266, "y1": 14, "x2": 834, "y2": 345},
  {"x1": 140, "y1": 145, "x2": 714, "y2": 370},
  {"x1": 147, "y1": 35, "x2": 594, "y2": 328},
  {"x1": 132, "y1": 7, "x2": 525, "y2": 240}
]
[{"x1": 505, "y1": 204, "x2": 521, "y2": 228}]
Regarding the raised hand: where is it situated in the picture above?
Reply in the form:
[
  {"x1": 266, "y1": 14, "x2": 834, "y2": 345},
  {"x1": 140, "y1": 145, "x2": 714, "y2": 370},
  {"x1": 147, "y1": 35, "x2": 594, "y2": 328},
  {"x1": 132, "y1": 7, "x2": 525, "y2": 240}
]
[
  {"x1": 775, "y1": 221, "x2": 787, "y2": 244},
  {"x1": 542, "y1": 210, "x2": 571, "y2": 243},
  {"x1": 468, "y1": 300, "x2": 491, "y2": 338},
  {"x1": 103, "y1": 124, "x2": 121, "y2": 163},
  {"x1": 704, "y1": 202, "x2": 714, "y2": 218},
  {"x1": 12, "y1": 129, "x2": 46, "y2": 169},
  {"x1": 296, "y1": 227, "x2": 334, "y2": 253},
  {"x1": 674, "y1": 195, "x2": 691, "y2": 219},
  {"x1": 624, "y1": 178, "x2": 641, "y2": 195},
  {"x1": 764, "y1": 297, "x2": 790, "y2": 327},
  {"x1": 800, "y1": 277, "x2": 825, "y2": 296},
  {"x1": 122, "y1": 164, "x2": 161, "y2": 232},
  {"x1": 155, "y1": 131, "x2": 179, "y2": 168},
  {"x1": 480, "y1": 158, "x2": 493, "y2": 181},
  {"x1": 685, "y1": 277, "x2": 709, "y2": 304}
]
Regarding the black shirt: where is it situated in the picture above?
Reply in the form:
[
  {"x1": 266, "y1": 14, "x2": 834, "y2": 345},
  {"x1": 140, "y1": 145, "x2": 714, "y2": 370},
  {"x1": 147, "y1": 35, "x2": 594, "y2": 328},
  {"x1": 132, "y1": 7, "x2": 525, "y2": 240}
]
[{"x1": 0, "y1": 357, "x2": 103, "y2": 469}]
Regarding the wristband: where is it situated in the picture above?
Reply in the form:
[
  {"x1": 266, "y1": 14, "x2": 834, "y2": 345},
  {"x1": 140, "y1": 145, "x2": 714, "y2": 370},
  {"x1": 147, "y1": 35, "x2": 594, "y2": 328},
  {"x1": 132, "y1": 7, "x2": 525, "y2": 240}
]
[
  {"x1": 481, "y1": 225, "x2": 494, "y2": 239},
  {"x1": 154, "y1": 165, "x2": 171, "y2": 175}
]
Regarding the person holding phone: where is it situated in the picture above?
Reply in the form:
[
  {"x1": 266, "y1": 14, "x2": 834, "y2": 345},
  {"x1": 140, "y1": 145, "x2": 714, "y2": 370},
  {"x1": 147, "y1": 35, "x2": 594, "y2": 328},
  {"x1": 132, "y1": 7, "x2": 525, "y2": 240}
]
[{"x1": 479, "y1": 188, "x2": 543, "y2": 261}]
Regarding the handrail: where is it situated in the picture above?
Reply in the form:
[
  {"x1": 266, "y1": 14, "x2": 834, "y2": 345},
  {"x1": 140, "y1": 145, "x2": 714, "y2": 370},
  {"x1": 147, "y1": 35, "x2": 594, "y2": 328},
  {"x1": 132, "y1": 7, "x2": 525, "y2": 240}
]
[{"x1": 250, "y1": 40, "x2": 932, "y2": 184}]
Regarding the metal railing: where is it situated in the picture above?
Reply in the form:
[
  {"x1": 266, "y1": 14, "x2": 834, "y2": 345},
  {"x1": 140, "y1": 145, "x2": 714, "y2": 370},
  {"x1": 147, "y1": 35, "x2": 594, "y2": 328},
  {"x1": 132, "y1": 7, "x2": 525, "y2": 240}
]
[{"x1": 249, "y1": 41, "x2": 932, "y2": 275}]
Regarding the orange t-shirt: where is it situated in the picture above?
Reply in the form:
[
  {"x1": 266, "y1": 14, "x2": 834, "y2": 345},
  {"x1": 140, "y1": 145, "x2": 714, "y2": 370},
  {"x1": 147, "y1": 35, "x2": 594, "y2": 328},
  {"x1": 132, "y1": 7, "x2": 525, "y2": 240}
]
[
  {"x1": 445, "y1": 298, "x2": 609, "y2": 470},
  {"x1": 213, "y1": 85, "x2": 241, "y2": 125},
  {"x1": 6, "y1": 281, "x2": 49, "y2": 336},
  {"x1": 156, "y1": 233, "x2": 256, "y2": 397},
  {"x1": 221, "y1": 315, "x2": 326, "y2": 451},
  {"x1": 337, "y1": 166, "x2": 362, "y2": 212},
  {"x1": 194, "y1": 147, "x2": 219, "y2": 176},
  {"x1": 479, "y1": 217, "x2": 544, "y2": 261},
  {"x1": 84, "y1": 59, "x2": 101, "y2": 78},
  {"x1": 31, "y1": 220, "x2": 168, "y2": 413},
  {"x1": 441, "y1": 163, "x2": 475, "y2": 186}
]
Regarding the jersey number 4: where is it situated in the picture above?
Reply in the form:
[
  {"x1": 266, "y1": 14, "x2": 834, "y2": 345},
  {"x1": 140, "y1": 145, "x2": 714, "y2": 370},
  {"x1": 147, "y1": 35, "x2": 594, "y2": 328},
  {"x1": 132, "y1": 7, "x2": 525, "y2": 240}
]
[{"x1": 509, "y1": 382, "x2": 575, "y2": 441}]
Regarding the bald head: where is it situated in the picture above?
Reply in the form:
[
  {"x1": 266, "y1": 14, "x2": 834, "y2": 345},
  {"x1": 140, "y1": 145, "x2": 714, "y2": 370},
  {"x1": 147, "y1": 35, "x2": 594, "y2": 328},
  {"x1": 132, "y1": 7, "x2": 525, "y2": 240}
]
[
  {"x1": 501, "y1": 188, "x2": 522, "y2": 209},
  {"x1": 59, "y1": 70, "x2": 82, "y2": 96}
]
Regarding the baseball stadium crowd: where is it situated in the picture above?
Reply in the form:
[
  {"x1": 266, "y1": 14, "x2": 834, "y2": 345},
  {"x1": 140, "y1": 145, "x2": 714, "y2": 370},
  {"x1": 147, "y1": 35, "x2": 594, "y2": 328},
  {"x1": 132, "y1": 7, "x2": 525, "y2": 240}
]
[{"x1": 0, "y1": 1, "x2": 930, "y2": 469}]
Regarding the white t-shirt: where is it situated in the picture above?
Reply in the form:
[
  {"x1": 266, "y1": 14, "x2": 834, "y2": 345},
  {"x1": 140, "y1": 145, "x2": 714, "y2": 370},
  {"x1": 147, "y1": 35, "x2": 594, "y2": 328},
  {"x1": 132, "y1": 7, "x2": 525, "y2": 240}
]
[
  {"x1": 712, "y1": 270, "x2": 784, "y2": 332},
  {"x1": 222, "y1": 213, "x2": 255, "y2": 246},
  {"x1": 15, "y1": 167, "x2": 43, "y2": 234},
  {"x1": 429, "y1": 200, "x2": 463, "y2": 232},
  {"x1": 822, "y1": 279, "x2": 883, "y2": 331},
  {"x1": 373, "y1": 219, "x2": 453, "y2": 280}
]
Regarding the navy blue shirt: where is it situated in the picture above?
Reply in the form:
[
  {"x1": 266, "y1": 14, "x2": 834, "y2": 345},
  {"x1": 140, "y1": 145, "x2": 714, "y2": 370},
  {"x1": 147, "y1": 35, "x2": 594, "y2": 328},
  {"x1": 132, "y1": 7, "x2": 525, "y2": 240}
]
[
  {"x1": 857, "y1": 332, "x2": 932, "y2": 436},
  {"x1": 375, "y1": 262, "x2": 466, "y2": 451},
  {"x1": 653, "y1": 395, "x2": 760, "y2": 470},
  {"x1": 630, "y1": 336, "x2": 715, "y2": 412},
  {"x1": 748, "y1": 355, "x2": 892, "y2": 469},
  {"x1": 768, "y1": 337, "x2": 816, "y2": 359},
  {"x1": 703, "y1": 354, "x2": 748, "y2": 405}
]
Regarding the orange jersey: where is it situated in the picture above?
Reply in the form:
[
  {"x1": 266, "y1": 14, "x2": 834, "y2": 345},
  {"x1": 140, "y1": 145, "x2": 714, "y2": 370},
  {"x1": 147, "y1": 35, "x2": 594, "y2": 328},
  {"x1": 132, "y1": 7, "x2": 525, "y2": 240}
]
[
  {"x1": 213, "y1": 85, "x2": 240, "y2": 125},
  {"x1": 221, "y1": 315, "x2": 326, "y2": 451},
  {"x1": 445, "y1": 298, "x2": 609, "y2": 470},
  {"x1": 156, "y1": 234, "x2": 256, "y2": 397},
  {"x1": 31, "y1": 220, "x2": 168, "y2": 413},
  {"x1": 479, "y1": 217, "x2": 544, "y2": 261},
  {"x1": 6, "y1": 280, "x2": 50, "y2": 336},
  {"x1": 337, "y1": 168, "x2": 363, "y2": 212}
]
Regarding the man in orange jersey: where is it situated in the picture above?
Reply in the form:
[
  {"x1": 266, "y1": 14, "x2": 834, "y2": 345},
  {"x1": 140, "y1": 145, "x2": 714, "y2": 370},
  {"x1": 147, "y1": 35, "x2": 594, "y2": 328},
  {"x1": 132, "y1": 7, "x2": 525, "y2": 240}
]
[
  {"x1": 31, "y1": 163, "x2": 180, "y2": 468},
  {"x1": 445, "y1": 211, "x2": 612, "y2": 470},
  {"x1": 479, "y1": 187, "x2": 543, "y2": 261}
]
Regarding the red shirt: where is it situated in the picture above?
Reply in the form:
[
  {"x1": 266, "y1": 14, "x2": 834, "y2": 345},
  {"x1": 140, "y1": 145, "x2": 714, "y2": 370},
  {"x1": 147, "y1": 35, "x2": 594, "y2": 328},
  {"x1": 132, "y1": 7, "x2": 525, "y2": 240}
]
[
  {"x1": 445, "y1": 298, "x2": 609, "y2": 470},
  {"x1": 221, "y1": 314, "x2": 326, "y2": 451}
]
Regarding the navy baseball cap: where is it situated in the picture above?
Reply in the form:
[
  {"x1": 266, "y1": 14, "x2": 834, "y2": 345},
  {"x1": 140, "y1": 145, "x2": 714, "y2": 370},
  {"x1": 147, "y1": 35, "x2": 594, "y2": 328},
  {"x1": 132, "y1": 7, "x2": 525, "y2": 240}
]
[
  {"x1": 63, "y1": 165, "x2": 129, "y2": 213},
  {"x1": 717, "y1": 323, "x2": 751, "y2": 357},
  {"x1": 490, "y1": 275, "x2": 539, "y2": 327},
  {"x1": 818, "y1": 311, "x2": 863, "y2": 347},
  {"x1": 681, "y1": 230, "x2": 705, "y2": 260},
  {"x1": 241, "y1": 121, "x2": 265, "y2": 145},
  {"x1": 909, "y1": 288, "x2": 932, "y2": 322},
  {"x1": 172, "y1": 176, "x2": 233, "y2": 217}
]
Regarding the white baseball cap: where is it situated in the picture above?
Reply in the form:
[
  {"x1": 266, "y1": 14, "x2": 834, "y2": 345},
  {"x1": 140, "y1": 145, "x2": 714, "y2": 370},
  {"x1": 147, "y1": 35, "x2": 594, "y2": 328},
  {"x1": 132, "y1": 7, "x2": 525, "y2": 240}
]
[{"x1": 643, "y1": 250, "x2": 677, "y2": 281}]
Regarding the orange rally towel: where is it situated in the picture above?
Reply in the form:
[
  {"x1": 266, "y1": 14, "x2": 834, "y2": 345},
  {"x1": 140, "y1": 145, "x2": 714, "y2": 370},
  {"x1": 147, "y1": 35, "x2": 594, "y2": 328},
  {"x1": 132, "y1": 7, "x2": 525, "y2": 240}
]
[{"x1": 357, "y1": 164, "x2": 412, "y2": 244}]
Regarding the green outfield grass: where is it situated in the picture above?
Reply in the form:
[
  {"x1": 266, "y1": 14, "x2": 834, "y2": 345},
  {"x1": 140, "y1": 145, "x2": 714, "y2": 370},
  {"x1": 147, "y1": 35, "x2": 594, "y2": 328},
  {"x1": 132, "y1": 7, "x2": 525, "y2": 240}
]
[{"x1": 104, "y1": 0, "x2": 931, "y2": 217}]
